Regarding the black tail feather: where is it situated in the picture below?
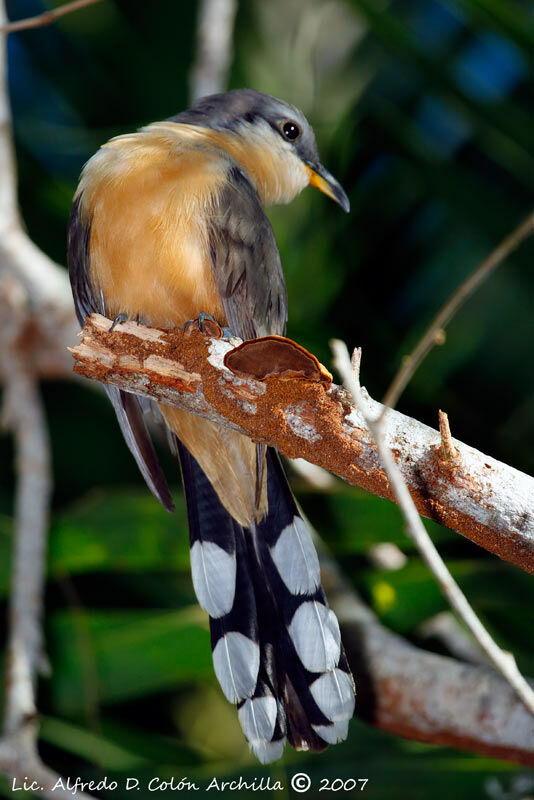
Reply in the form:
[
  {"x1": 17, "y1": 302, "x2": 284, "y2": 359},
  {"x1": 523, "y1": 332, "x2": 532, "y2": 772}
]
[{"x1": 177, "y1": 441, "x2": 355, "y2": 762}]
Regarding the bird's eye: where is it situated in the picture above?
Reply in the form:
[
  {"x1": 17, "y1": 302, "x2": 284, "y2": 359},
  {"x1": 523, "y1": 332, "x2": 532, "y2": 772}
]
[{"x1": 281, "y1": 121, "x2": 301, "y2": 141}]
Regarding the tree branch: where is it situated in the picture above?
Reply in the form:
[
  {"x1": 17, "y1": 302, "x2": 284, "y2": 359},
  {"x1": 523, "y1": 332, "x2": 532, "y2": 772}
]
[
  {"x1": 322, "y1": 557, "x2": 534, "y2": 765},
  {"x1": 0, "y1": 259, "x2": 95, "y2": 800},
  {"x1": 70, "y1": 314, "x2": 534, "y2": 761},
  {"x1": 189, "y1": 0, "x2": 238, "y2": 102},
  {"x1": 70, "y1": 313, "x2": 534, "y2": 574},
  {"x1": 0, "y1": 2, "x2": 96, "y2": 794},
  {"x1": 0, "y1": 0, "x2": 78, "y2": 379},
  {"x1": 0, "y1": 0, "x2": 103, "y2": 35},
  {"x1": 331, "y1": 340, "x2": 534, "y2": 717}
]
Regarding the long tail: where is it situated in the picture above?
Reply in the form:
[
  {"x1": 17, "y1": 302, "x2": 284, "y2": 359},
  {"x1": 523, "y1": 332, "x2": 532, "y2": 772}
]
[{"x1": 177, "y1": 442, "x2": 355, "y2": 763}]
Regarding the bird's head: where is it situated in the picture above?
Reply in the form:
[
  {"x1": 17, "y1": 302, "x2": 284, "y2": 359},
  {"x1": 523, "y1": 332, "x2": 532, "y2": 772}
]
[{"x1": 171, "y1": 89, "x2": 350, "y2": 211}]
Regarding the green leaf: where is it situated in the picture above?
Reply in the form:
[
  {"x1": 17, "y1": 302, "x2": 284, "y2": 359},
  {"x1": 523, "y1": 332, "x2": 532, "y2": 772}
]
[{"x1": 48, "y1": 490, "x2": 190, "y2": 578}]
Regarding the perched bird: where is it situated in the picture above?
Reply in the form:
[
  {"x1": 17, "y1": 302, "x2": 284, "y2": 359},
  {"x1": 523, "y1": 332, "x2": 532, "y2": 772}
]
[{"x1": 68, "y1": 89, "x2": 355, "y2": 763}]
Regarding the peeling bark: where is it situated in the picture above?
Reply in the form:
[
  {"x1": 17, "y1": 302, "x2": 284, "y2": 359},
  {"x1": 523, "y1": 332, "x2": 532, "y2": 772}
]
[{"x1": 70, "y1": 314, "x2": 534, "y2": 574}]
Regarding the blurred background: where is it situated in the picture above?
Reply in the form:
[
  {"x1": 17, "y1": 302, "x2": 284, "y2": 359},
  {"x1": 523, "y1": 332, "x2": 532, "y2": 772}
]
[{"x1": 1, "y1": 0, "x2": 533, "y2": 797}]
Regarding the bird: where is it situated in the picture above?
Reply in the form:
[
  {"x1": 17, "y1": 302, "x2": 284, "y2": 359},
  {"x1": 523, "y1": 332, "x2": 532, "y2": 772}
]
[{"x1": 68, "y1": 88, "x2": 355, "y2": 763}]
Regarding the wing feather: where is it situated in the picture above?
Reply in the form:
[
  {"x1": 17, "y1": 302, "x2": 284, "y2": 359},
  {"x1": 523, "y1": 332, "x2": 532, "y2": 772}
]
[
  {"x1": 67, "y1": 194, "x2": 174, "y2": 512},
  {"x1": 208, "y1": 166, "x2": 287, "y2": 340}
]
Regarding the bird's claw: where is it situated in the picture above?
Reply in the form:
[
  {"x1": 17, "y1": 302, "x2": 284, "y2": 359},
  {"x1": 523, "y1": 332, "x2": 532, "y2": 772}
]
[
  {"x1": 109, "y1": 312, "x2": 146, "y2": 332},
  {"x1": 183, "y1": 312, "x2": 233, "y2": 339},
  {"x1": 109, "y1": 312, "x2": 129, "y2": 332}
]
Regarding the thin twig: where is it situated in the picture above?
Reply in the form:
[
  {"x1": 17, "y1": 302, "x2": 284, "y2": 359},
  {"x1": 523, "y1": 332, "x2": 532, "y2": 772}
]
[
  {"x1": 189, "y1": 0, "x2": 237, "y2": 102},
  {"x1": 0, "y1": 0, "x2": 103, "y2": 34},
  {"x1": 382, "y1": 210, "x2": 534, "y2": 413},
  {"x1": 332, "y1": 338, "x2": 534, "y2": 716}
]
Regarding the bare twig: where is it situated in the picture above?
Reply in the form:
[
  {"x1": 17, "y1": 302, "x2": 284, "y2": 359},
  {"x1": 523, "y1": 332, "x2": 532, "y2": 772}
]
[
  {"x1": 70, "y1": 314, "x2": 534, "y2": 573},
  {"x1": 382, "y1": 211, "x2": 534, "y2": 412},
  {"x1": 331, "y1": 338, "x2": 534, "y2": 716},
  {"x1": 0, "y1": 0, "x2": 103, "y2": 34},
  {"x1": 417, "y1": 611, "x2": 489, "y2": 666},
  {"x1": 190, "y1": 0, "x2": 238, "y2": 102}
]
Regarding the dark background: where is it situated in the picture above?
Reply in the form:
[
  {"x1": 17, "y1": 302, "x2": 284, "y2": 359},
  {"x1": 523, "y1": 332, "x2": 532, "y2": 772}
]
[{"x1": 1, "y1": 0, "x2": 533, "y2": 797}]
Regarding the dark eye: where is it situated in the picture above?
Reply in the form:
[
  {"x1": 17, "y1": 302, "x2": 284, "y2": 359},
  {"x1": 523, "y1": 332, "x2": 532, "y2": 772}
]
[{"x1": 281, "y1": 120, "x2": 301, "y2": 141}]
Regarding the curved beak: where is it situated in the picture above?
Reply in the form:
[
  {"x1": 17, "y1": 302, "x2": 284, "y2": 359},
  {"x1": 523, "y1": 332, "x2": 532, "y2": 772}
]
[{"x1": 306, "y1": 162, "x2": 350, "y2": 213}]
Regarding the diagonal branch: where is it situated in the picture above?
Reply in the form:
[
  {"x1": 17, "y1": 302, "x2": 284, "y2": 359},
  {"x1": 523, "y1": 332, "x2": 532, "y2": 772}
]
[
  {"x1": 70, "y1": 313, "x2": 534, "y2": 573},
  {"x1": 382, "y1": 210, "x2": 534, "y2": 413},
  {"x1": 0, "y1": 0, "x2": 103, "y2": 35},
  {"x1": 331, "y1": 339, "x2": 534, "y2": 717},
  {"x1": 319, "y1": 544, "x2": 534, "y2": 765}
]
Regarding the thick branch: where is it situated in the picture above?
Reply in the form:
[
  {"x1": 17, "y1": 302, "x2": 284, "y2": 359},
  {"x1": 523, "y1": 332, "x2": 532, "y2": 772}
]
[
  {"x1": 70, "y1": 314, "x2": 534, "y2": 574},
  {"x1": 321, "y1": 559, "x2": 534, "y2": 765},
  {"x1": 2, "y1": 343, "x2": 50, "y2": 735},
  {"x1": 332, "y1": 340, "x2": 534, "y2": 718},
  {"x1": 0, "y1": 4, "x2": 96, "y2": 795},
  {"x1": 0, "y1": 0, "x2": 78, "y2": 378}
]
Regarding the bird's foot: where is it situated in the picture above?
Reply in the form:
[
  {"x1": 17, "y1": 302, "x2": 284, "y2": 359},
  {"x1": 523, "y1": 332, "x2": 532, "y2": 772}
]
[
  {"x1": 108, "y1": 312, "x2": 146, "y2": 332},
  {"x1": 183, "y1": 312, "x2": 234, "y2": 340},
  {"x1": 108, "y1": 312, "x2": 129, "y2": 332}
]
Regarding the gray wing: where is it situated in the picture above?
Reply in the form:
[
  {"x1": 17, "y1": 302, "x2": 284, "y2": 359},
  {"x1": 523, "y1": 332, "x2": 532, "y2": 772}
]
[
  {"x1": 67, "y1": 194, "x2": 174, "y2": 512},
  {"x1": 208, "y1": 166, "x2": 287, "y2": 340}
]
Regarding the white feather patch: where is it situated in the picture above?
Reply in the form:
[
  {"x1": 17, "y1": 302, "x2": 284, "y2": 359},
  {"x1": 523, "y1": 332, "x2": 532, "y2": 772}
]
[
  {"x1": 313, "y1": 719, "x2": 349, "y2": 744},
  {"x1": 270, "y1": 516, "x2": 320, "y2": 594},
  {"x1": 310, "y1": 669, "x2": 355, "y2": 722},
  {"x1": 238, "y1": 696, "x2": 277, "y2": 743},
  {"x1": 251, "y1": 738, "x2": 286, "y2": 764},
  {"x1": 190, "y1": 541, "x2": 236, "y2": 618},
  {"x1": 288, "y1": 601, "x2": 341, "y2": 672},
  {"x1": 212, "y1": 632, "x2": 260, "y2": 703}
]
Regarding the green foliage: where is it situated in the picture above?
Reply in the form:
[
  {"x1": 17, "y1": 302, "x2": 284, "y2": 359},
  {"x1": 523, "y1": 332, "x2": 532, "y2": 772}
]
[{"x1": 1, "y1": 0, "x2": 533, "y2": 794}]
